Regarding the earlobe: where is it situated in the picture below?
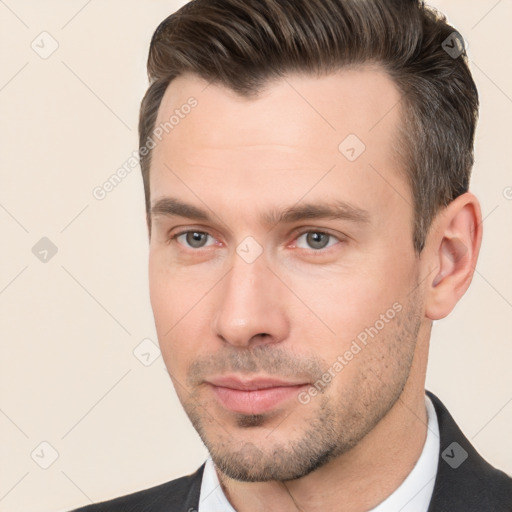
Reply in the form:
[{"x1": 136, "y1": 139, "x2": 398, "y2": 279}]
[{"x1": 424, "y1": 192, "x2": 482, "y2": 320}]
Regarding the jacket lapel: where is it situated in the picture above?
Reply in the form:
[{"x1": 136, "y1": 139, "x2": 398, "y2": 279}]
[{"x1": 426, "y1": 390, "x2": 512, "y2": 511}]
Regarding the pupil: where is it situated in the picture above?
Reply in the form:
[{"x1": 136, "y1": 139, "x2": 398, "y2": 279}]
[
  {"x1": 187, "y1": 232, "x2": 206, "y2": 248},
  {"x1": 307, "y1": 232, "x2": 328, "y2": 249}
]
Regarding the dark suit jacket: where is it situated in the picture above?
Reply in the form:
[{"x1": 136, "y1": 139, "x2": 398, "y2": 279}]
[{"x1": 71, "y1": 390, "x2": 512, "y2": 511}]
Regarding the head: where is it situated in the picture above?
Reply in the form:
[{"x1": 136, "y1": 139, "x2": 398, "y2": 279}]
[{"x1": 141, "y1": 0, "x2": 482, "y2": 482}]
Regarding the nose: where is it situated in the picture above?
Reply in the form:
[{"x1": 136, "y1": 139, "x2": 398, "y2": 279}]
[{"x1": 211, "y1": 254, "x2": 290, "y2": 348}]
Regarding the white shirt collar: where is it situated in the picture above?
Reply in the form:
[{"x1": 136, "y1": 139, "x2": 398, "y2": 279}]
[{"x1": 198, "y1": 394, "x2": 439, "y2": 512}]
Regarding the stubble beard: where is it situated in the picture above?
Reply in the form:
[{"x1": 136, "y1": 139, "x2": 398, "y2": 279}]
[{"x1": 178, "y1": 292, "x2": 423, "y2": 483}]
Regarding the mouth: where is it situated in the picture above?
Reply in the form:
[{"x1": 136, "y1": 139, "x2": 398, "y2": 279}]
[{"x1": 206, "y1": 376, "x2": 309, "y2": 415}]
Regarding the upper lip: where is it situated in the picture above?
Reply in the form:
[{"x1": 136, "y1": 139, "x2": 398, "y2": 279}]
[{"x1": 207, "y1": 376, "x2": 308, "y2": 391}]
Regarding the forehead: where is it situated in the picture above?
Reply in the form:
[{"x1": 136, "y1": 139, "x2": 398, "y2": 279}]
[
  {"x1": 149, "y1": 67, "x2": 409, "y2": 223},
  {"x1": 155, "y1": 66, "x2": 403, "y2": 154}
]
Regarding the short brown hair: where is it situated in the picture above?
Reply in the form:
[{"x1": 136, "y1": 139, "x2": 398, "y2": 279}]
[{"x1": 139, "y1": 0, "x2": 478, "y2": 253}]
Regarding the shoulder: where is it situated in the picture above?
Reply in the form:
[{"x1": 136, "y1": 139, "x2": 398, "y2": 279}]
[
  {"x1": 427, "y1": 390, "x2": 512, "y2": 511},
  {"x1": 69, "y1": 464, "x2": 204, "y2": 512}
]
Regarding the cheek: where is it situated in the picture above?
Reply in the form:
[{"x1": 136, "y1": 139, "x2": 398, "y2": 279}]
[
  {"x1": 149, "y1": 255, "x2": 218, "y2": 376},
  {"x1": 148, "y1": 257, "x2": 172, "y2": 332},
  {"x1": 149, "y1": 257, "x2": 190, "y2": 371},
  {"x1": 149, "y1": 251, "x2": 209, "y2": 326},
  {"x1": 288, "y1": 268, "x2": 401, "y2": 341},
  {"x1": 157, "y1": 317, "x2": 204, "y2": 387}
]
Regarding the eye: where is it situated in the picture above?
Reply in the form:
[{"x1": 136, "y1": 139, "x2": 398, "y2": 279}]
[
  {"x1": 295, "y1": 231, "x2": 339, "y2": 250},
  {"x1": 174, "y1": 231, "x2": 216, "y2": 249}
]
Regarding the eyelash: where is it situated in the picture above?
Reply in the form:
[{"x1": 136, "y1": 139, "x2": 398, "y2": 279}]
[{"x1": 169, "y1": 229, "x2": 343, "y2": 252}]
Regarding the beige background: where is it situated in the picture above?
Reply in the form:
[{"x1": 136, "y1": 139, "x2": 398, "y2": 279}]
[{"x1": 0, "y1": 1, "x2": 511, "y2": 511}]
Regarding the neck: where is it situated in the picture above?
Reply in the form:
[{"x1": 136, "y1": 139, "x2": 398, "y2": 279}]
[{"x1": 217, "y1": 342, "x2": 430, "y2": 512}]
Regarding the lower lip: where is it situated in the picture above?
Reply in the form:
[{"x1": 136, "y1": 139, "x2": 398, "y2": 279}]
[{"x1": 210, "y1": 384, "x2": 306, "y2": 415}]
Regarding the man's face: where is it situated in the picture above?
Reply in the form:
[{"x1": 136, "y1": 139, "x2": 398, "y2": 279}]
[{"x1": 148, "y1": 68, "x2": 426, "y2": 481}]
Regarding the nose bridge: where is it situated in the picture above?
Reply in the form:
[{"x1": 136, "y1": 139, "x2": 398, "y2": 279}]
[{"x1": 212, "y1": 252, "x2": 288, "y2": 347}]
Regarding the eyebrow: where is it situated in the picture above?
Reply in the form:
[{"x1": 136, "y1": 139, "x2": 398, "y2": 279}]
[
  {"x1": 150, "y1": 197, "x2": 370, "y2": 226},
  {"x1": 151, "y1": 197, "x2": 210, "y2": 221}
]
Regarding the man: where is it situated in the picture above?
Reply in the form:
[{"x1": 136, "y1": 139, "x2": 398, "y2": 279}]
[{"x1": 73, "y1": 0, "x2": 512, "y2": 510}]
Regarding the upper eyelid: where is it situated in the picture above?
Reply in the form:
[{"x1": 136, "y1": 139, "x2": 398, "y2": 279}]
[
  {"x1": 169, "y1": 226, "x2": 219, "y2": 241},
  {"x1": 293, "y1": 227, "x2": 339, "y2": 237},
  {"x1": 171, "y1": 227, "x2": 338, "y2": 239},
  {"x1": 166, "y1": 220, "x2": 342, "y2": 235}
]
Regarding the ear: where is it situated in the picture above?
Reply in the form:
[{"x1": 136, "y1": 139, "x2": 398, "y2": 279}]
[{"x1": 423, "y1": 192, "x2": 483, "y2": 320}]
